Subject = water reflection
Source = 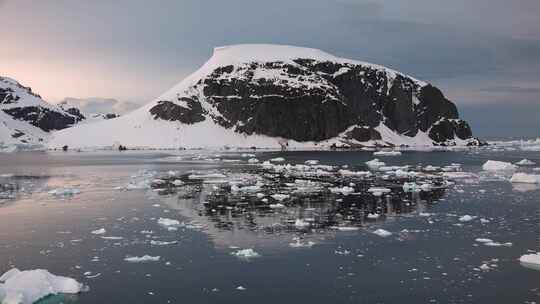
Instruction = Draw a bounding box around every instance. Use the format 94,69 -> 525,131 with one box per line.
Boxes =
150,165 -> 447,249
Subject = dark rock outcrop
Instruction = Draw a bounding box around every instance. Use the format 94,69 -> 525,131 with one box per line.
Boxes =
148,47 -> 479,146
3,106 -> 81,132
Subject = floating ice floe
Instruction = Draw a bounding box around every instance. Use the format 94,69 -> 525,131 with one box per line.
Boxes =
269,203 -> 285,209
231,249 -> 260,259
329,186 -> 355,195
0,268 -> 84,304
373,229 -> 392,237
516,159 -> 536,166
331,226 -> 360,231
519,253 -> 540,271
157,218 -> 181,231
365,159 -> 386,170
91,228 -> 106,235
305,160 -> 319,165
482,160 -> 517,172
150,240 -> 178,246
373,151 -> 402,156
294,219 -> 310,229
367,187 -> 391,196
338,169 -> 371,177
289,237 -> 316,248
48,187 -> 81,197
270,194 -> 290,201
510,173 -> 540,184
367,213 -> 380,219
247,158 -> 259,164
458,215 -> 476,222
124,255 -> 161,263
269,157 -> 285,163
188,173 -> 227,180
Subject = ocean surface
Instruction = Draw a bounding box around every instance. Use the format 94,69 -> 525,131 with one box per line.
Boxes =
0,146 -> 539,303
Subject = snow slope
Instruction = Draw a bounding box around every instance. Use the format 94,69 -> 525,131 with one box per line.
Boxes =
49,44 -> 477,150
0,77 -> 77,149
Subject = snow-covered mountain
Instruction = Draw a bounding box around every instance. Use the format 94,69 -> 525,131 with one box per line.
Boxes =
49,44 -> 481,150
0,76 -> 81,149
58,97 -> 140,122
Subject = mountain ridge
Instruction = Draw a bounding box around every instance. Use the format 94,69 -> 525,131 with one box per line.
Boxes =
48,44 -> 481,149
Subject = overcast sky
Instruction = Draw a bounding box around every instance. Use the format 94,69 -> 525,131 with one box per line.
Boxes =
1,0 -> 539,113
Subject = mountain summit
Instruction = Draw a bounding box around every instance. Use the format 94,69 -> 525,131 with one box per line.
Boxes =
50,44 -> 480,149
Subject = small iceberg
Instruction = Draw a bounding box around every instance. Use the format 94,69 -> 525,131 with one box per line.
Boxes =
0,268 -> 84,304
510,173 -> 540,184
519,253 -> 540,271
124,255 -> 161,263
231,248 -> 261,260
482,160 -> 517,172
373,229 -> 392,237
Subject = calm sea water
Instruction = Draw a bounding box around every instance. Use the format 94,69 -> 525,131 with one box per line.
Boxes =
0,148 -> 539,304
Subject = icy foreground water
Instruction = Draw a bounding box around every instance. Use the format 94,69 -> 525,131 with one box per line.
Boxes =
0,148 -> 539,304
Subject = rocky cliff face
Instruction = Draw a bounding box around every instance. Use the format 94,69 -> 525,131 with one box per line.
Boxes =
0,77 -> 82,146
148,45 -> 480,147
0,77 -> 82,131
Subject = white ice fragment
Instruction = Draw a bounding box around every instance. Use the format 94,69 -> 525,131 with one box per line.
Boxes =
270,194 -> 289,201
157,218 -> 181,231
510,173 -> 540,184
329,186 -> 355,195
519,253 -> 540,270
231,249 -> 260,259
124,255 -> 161,263
269,157 -> 285,163
247,158 -> 259,164
0,268 -> 84,304
373,151 -> 402,156
373,229 -> 392,237
305,160 -> 319,165
365,158 -> 386,170
294,219 -> 310,228
367,187 -> 391,196
516,159 -> 536,166
91,228 -> 106,235
482,160 -> 517,172
458,215 -> 476,222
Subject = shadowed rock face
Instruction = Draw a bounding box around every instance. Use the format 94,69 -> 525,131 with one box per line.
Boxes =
1,77 -> 83,133
149,58 -> 477,145
3,106 -> 80,132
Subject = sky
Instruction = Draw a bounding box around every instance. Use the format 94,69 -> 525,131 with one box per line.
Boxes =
1,0 -> 539,136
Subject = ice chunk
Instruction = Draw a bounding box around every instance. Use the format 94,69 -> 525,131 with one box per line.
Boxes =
91,228 -> 106,235
519,253 -> 540,271
365,159 -> 386,170
373,229 -> 392,237
482,160 -> 517,172
231,249 -> 260,259
458,215 -> 476,222
329,186 -> 355,195
373,151 -> 402,156
124,255 -> 161,263
516,159 -> 536,166
0,268 -> 84,304
269,157 -> 285,163
270,194 -> 289,201
367,187 -> 391,196
305,160 -> 319,165
510,173 -> 540,184
157,218 -> 181,231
